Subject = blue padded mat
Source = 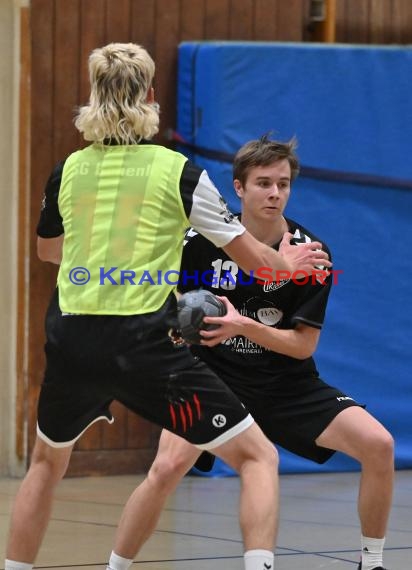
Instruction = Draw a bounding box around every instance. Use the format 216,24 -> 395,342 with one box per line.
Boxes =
177,42 -> 412,474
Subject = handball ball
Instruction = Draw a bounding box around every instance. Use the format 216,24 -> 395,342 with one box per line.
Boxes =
177,289 -> 227,344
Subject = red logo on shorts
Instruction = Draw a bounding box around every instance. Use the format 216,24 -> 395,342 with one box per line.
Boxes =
169,393 -> 201,433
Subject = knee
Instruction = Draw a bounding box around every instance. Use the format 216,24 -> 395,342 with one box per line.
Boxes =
260,442 -> 279,472
361,429 -> 394,469
29,445 -> 71,485
233,439 -> 279,474
252,432 -> 279,466
372,429 -> 394,461
147,452 -> 190,493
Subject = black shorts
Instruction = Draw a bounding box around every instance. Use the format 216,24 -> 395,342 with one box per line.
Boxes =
195,370 -> 362,471
236,375 -> 361,463
37,290 -> 252,449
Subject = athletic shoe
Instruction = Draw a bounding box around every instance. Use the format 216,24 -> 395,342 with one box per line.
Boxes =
357,564 -> 388,570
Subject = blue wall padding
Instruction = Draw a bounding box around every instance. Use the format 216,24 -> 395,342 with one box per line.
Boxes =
178,42 -> 412,185
177,42 -> 412,474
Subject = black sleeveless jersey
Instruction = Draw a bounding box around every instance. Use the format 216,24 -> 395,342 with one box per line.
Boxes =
178,217 -> 333,386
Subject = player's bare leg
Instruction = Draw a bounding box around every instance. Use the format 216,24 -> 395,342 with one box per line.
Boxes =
113,431 -> 201,559
110,423 -> 279,570
6,437 -> 73,565
213,422 -> 279,552
316,406 -> 394,569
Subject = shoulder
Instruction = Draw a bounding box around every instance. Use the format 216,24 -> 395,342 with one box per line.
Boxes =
286,217 -> 331,257
183,227 -> 211,249
182,226 -> 223,257
143,142 -> 190,164
181,158 -> 203,182
44,159 -> 67,192
50,159 -> 66,178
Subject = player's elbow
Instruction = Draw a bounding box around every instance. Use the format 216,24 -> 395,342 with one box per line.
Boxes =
37,243 -> 54,263
37,236 -> 63,264
291,329 -> 319,359
37,243 -> 49,262
293,346 -> 316,360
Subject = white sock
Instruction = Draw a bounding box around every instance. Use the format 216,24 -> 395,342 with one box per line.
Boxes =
244,549 -> 274,570
5,561 -> 33,570
107,551 -> 134,570
361,536 -> 385,570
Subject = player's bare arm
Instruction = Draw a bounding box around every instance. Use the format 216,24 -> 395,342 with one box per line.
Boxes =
37,235 -> 63,264
223,230 -> 331,278
201,296 -> 320,359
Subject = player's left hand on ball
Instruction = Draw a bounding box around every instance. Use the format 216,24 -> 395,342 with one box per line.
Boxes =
200,296 -> 243,346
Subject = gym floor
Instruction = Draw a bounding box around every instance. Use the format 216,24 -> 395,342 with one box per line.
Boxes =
0,470 -> 411,569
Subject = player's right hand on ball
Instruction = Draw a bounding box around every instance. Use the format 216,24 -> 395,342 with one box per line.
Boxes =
279,232 -> 332,275
201,296 -> 243,347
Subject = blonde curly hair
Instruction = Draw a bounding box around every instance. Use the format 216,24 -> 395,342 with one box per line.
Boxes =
75,43 -> 159,144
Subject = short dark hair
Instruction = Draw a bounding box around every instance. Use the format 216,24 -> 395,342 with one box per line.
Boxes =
233,134 -> 300,185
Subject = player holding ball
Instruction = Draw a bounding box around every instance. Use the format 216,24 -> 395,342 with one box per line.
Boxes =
107,135 -> 394,570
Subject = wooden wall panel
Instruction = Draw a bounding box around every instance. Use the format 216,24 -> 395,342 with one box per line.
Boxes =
80,0 -> 106,93
277,0 -> 307,41
229,0 -> 255,40
130,0 -> 156,58
369,0 -> 392,44
335,0 -> 348,41
106,0 -> 131,40
180,0 -> 205,40
154,0 -> 181,144
205,0 -> 230,38
29,0 -> 57,454
254,0 -> 279,40
393,0 -> 412,43
27,0 -> 412,476
344,0 -> 371,43
54,0 -> 81,159
336,0 -> 412,44
16,5 -> 31,461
